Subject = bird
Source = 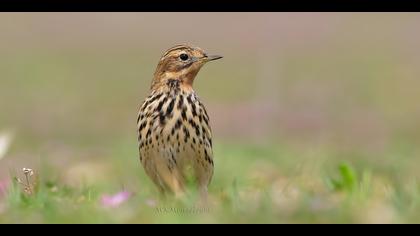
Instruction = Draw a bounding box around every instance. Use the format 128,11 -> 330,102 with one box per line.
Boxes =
137,44 -> 222,198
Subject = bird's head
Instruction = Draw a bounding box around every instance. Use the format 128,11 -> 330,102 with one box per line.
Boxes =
151,44 -> 222,91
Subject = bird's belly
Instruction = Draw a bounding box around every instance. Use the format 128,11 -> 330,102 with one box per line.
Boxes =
141,116 -> 201,167
137,91 -> 214,190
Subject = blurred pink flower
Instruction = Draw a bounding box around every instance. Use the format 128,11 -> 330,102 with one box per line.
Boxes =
0,179 -> 9,198
101,191 -> 132,208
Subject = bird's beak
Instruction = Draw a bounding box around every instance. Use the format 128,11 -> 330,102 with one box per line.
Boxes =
204,55 -> 223,62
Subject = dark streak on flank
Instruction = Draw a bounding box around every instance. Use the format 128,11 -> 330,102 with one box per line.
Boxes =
171,152 -> 177,165
156,97 -> 168,112
191,103 -> 197,117
177,95 -> 184,109
187,94 -> 193,106
189,119 -> 200,136
138,122 -> 146,132
166,98 -> 175,118
181,106 -> 187,121
171,118 -> 182,136
183,126 -> 190,143
137,113 -> 142,124
204,149 -> 213,165
159,111 -> 166,126
142,93 -> 163,112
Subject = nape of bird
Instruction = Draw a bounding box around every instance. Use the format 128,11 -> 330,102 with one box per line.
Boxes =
137,44 -> 222,198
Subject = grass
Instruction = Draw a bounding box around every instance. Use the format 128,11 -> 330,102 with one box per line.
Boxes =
1,141 -> 420,223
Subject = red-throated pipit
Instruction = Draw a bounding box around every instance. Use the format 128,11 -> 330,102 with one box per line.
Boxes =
137,44 -> 222,197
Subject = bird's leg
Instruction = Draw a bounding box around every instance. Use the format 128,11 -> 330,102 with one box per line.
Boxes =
196,186 -> 209,207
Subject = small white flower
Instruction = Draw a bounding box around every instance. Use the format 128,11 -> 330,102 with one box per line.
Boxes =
23,168 -> 34,176
0,131 -> 13,160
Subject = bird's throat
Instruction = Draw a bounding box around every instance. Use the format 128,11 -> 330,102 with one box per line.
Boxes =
151,71 -> 196,92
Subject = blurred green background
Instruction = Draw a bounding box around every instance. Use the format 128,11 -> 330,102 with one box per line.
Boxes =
1,13 -> 420,223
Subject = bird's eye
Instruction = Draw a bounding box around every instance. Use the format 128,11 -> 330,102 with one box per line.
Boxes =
179,53 -> 189,61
